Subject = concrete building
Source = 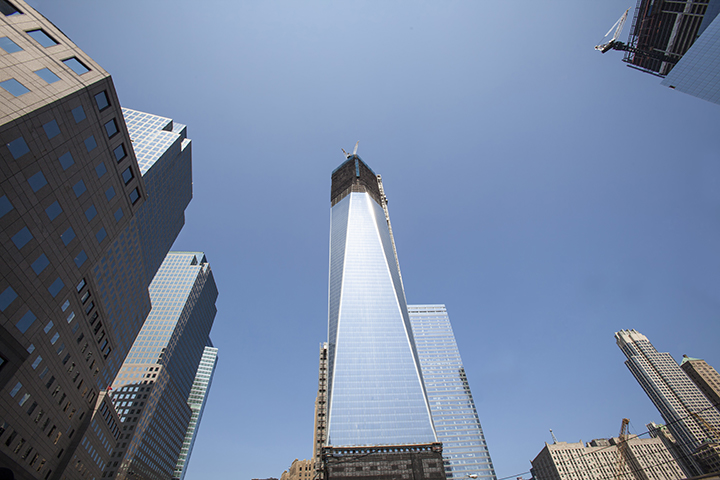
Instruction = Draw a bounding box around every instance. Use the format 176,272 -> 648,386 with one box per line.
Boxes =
281,459 -> 314,480
616,330 -> 720,474
109,252 -> 218,480
322,151 -> 445,480
313,343 -> 328,479
408,305 -> 496,480
647,421 -> 700,478
530,436 -> 685,480
681,356 -> 720,413
173,343 -> 218,480
0,2 -> 193,479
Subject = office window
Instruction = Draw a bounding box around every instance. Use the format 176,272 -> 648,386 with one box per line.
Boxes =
0,195 -> 12,218
76,278 -> 86,292
27,29 -> 57,48
114,208 -> 123,222
74,250 -> 87,268
58,152 -> 74,170
95,163 -> 107,179
43,119 -> 60,139
34,68 -> 60,84
0,78 -> 29,96
6,136 -> 29,159
129,188 -> 140,204
12,226 -> 32,249
114,144 -> 126,162
62,57 -> 89,75
16,310 -> 36,334
84,205 -> 97,222
0,286 -> 17,311
71,105 -> 85,123
94,91 -> 109,110
84,135 -> 96,152
31,254 -> 49,274
0,0 -> 20,15
121,167 -> 134,185
45,201 -> 62,221
104,119 -> 118,137
96,228 -> 107,243
28,171 -> 47,192
105,186 -> 115,201
0,36 -> 22,53
48,278 -> 64,297
61,227 -> 75,245
72,180 -> 86,197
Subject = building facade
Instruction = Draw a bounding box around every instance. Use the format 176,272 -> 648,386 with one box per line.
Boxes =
109,252 -> 218,480
680,355 -> 720,413
616,329 -> 720,474
173,343 -> 218,480
408,305 -> 496,480
281,459 -> 314,480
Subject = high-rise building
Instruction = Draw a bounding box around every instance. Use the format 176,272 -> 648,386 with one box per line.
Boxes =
408,305 -> 496,480
0,2 -> 192,479
647,421 -> 700,478
615,329 -> 720,474
280,459 -> 314,480
680,355 -> 720,413
173,343 -> 218,480
529,436 -> 685,480
313,342 -> 328,477
322,152 -> 445,480
109,252 -> 218,480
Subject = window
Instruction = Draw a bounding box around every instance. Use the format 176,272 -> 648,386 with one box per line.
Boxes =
16,310 -> 36,333
121,167 -> 134,185
114,208 -> 123,222
72,180 -> 86,197
84,135 -> 97,152
12,226 -> 32,249
129,188 -> 140,204
95,162 -> 107,178
74,250 -> 87,268
45,201 -> 62,221
48,277 -> 63,297
42,119 -> 60,139
114,144 -> 126,162
28,171 -> 47,192
0,78 -> 29,96
95,228 -> 106,244
27,29 -> 57,47
104,119 -> 118,137
0,37 -> 22,53
94,91 -> 109,110
7,136 -> 29,159
34,68 -> 60,84
31,254 -> 49,274
76,278 -> 85,292
105,186 -> 116,201
0,0 -> 21,15
84,205 -> 97,221
0,286 -> 17,311
61,227 -> 75,245
0,195 -> 13,218
58,152 -> 74,170
62,57 -> 89,74
71,105 -> 85,123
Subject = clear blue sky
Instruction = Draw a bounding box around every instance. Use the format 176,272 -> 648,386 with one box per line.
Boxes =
28,1 -> 720,479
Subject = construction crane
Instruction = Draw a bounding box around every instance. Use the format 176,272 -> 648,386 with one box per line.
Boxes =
596,9 -> 630,53
615,418 -> 630,480
549,429 -> 558,444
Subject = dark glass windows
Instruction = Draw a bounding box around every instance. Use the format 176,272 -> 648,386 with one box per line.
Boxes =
0,78 -> 29,97
27,29 -> 57,48
96,228 -> 107,243
84,135 -> 97,152
16,310 -> 37,334
61,227 -> 75,245
0,286 -> 17,311
113,144 -> 126,162
0,195 -> 12,218
104,119 -> 118,137
63,57 -> 89,75
71,106 -> 86,123
72,180 -> 86,198
114,208 -> 123,222
7,137 -> 29,159
84,205 -> 97,221
45,201 -> 62,221
34,68 -> 60,84
94,91 -> 109,110
121,167 -> 134,185
129,188 -> 140,204
95,163 -> 107,178
42,119 -> 60,139
74,250 -> 87,268
31,254 -> 49,275
105,186 -> 116,201
12,227 -> 32,249
48,278 -> 63,297
0,0 -> 20,15
0,37 -> 22,53
58,152 -> 74,170
28,171 -> 47,192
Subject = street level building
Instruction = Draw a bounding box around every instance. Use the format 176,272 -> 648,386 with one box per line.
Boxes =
680,356 -> 720,413
529,436 -> 685,480
616,330 -> 720,474
408,305 -> 496,480
281,459 -> 314,480
0,2 -> 192,479
109,252 -> 218,480
322,152 -> 445,480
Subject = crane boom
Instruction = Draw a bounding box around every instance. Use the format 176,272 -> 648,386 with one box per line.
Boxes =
596,9 -> 630,53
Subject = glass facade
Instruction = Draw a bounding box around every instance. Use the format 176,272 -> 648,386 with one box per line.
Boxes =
327,165 -> 436,447
409,305 -> 496,480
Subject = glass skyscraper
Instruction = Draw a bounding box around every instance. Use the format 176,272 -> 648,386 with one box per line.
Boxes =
408,305 -> 496,480
173,343 -> 218,480
326,155 -> 436,448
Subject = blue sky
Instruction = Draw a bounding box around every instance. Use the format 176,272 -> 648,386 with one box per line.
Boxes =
27,1 -> 720,478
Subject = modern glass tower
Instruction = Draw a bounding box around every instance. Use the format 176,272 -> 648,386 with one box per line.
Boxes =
616,329 -> 720,473
408,305 -> 496,480
326,154 -> 436,448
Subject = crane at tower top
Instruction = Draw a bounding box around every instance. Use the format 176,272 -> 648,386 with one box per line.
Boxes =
595,8 -> 630,53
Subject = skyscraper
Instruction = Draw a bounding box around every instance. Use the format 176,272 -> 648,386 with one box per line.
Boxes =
615,329 -> 720,473
109,252 -> 218,480
680,355 -> 720,413
173,343 -> 218,480
0,2 -> 191,479
323,152 -> 445,480
408,305 -> 496,480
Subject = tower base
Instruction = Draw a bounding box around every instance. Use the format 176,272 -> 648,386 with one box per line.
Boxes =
322,443 -> 447,480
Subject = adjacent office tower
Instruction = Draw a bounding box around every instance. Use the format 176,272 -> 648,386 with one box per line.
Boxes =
616,329 -> 720,474
408,305 -> 496,480
173,343 -> 219,480
680,355 -> 720,413
109,252 -> 218,480
323,153 -> 445,480
0,2 -> 192,479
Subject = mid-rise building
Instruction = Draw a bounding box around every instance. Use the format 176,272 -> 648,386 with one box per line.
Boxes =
408,305 -> 496,480
281,459 -> 314,480
616,329 -> 720,474
173,343 -> 218,480
647,421 -> 700,478
109,252 -> 218,480
680,355 -> 720,412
